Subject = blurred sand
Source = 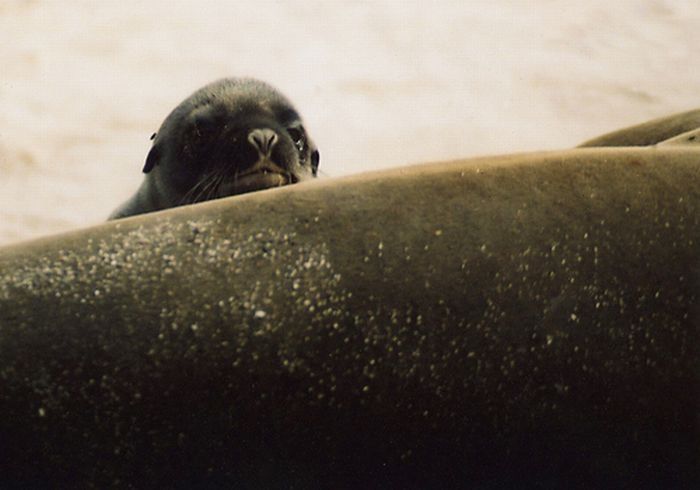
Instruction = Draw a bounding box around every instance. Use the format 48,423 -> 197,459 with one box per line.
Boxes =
0,0 -> 698,244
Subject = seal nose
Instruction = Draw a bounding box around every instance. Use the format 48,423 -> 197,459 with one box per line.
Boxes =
248,128 -> 279,157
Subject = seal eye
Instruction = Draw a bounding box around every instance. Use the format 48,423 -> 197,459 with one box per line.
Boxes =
287,126 -> 306,153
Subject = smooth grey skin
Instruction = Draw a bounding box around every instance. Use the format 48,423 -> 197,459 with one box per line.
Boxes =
110,78 -> 319,220
0,147 -> 698,488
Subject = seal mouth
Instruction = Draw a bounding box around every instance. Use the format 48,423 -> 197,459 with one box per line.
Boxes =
236,159 -> 288,179
219,159 -> 297,196
228,170 -> 290,194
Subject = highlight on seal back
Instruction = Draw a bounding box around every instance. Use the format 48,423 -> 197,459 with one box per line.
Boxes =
109,78 -> 320,220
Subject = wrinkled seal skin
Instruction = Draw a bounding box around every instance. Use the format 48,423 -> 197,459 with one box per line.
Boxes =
109,78 -> 319,220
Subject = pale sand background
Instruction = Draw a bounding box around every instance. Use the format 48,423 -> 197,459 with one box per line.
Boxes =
0,0 -> 698,245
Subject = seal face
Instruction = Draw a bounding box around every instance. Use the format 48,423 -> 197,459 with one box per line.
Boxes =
109,78 -> 319,219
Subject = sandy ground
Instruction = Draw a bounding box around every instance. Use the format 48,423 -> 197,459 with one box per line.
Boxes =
0,0 -> 698,245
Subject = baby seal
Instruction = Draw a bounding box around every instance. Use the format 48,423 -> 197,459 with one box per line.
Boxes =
109,78 -> 319,219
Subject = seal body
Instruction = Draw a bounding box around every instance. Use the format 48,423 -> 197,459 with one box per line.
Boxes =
110,78 -> 319,219
578,109 -> 700,147
1,148 -> 697,487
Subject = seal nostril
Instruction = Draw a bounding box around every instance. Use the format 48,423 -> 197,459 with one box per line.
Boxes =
248,128 -> 278,157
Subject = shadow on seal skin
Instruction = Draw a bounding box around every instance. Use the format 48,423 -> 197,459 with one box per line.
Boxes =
109,78 -> 320,220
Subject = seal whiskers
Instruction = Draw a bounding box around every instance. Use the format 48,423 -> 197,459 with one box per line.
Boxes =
178,168 -> 221,206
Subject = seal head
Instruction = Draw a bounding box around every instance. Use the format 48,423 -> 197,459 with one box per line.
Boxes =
110,78 -> 319,219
